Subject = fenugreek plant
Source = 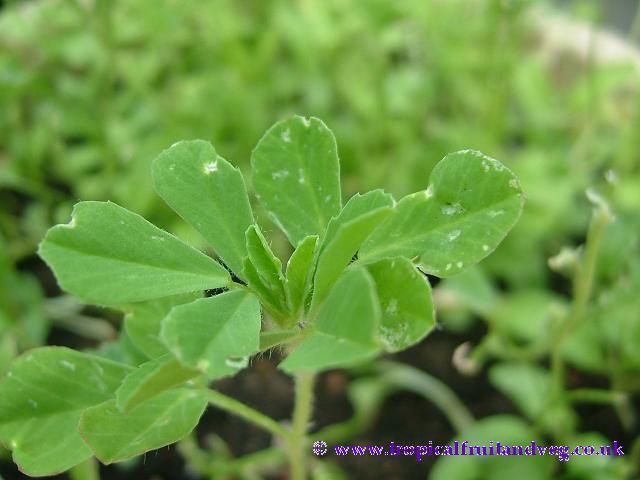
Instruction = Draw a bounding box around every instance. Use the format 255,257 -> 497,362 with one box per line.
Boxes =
0,116 -> 523,478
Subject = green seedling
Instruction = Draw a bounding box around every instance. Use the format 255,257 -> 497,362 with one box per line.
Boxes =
0,116 -> 523,478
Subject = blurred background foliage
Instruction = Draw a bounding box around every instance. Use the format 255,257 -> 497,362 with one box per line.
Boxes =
0,0 -> 639,478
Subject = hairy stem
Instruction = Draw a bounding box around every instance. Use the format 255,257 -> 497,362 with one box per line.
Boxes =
289,372 -> 315,480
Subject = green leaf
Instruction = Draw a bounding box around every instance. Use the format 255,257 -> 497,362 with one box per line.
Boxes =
310,204 -> 392,310
80,388 -> 207,464
251,116 -> 342,245
245,225 -> 286,301
359,150 -> 524,277
161,290 -> 261,379
322,190 -> 395,248
285,235 -> 318,315
242,258 -> 287,321
124,293 -> 202,359
489,362 -> 577,436
115,355 -> 199,412
259,329 -> 300,351
0,347 -> 131,476
280,268 -> 381,373
38,201 -> 230,306
366,257 -> 435,352
153,140 -> 254,278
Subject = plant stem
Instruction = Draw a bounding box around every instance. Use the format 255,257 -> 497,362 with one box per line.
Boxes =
69,458 -> 100,480
376,361 -> 474,433
206,389 -> 289,440
551,199 -> 612,390
288,372 -> 315,480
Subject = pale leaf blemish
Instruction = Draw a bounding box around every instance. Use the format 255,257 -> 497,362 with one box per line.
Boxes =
482,160 -> 490,172
386,298 -> 398,315
281,128 -> 291,143
150,235 -> 165,242
482,244 -> 490,251
509,178 -> 519,189
324,194 -> 332,203
380,323 -> 409,350
225,357 -> 249,369
169,164 -> 176,171
197,360 -> 210,371
302,117 -> 311,127
203,160 -> 218,174
456,261 -> 464,269
442,202 -> 464,216
447,229 -> 461,241
91,361 -> 105,376
424,184 -> 434,198
27,399 -> 38,409
298,168 -> 305,184
10,440 -> 18,449
60,360 -> 76,371
488,209 -> 505,218
272,170 -> 290,180
445,263 -> 452,271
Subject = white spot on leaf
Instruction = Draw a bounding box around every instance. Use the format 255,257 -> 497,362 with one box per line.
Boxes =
509,178 -> 519,189
60,360 -> 76,371
298,168 -> 305,184
482,244 -> 490,251
447,229 -> 461,241
386,298 -> 398,315
225,357 -> 249,369
446,263 -> 452,271
203,161 -> 218,174
281,128 -> 291,143
380,323 -> 409,351
456,261 -> 464,268
488,209 -> 505,218
442,202 -> 464,216
272,170 -> 290,180
302,117 -> 311,127
425,184 -> 434,198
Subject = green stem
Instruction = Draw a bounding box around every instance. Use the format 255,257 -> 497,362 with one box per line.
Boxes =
206,389 -> 289,440
568,388 -> 626,405
551,202 -> 611,390
69,458 -> 100,480
376,361 -> 474,433
288,372 -> 315,480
